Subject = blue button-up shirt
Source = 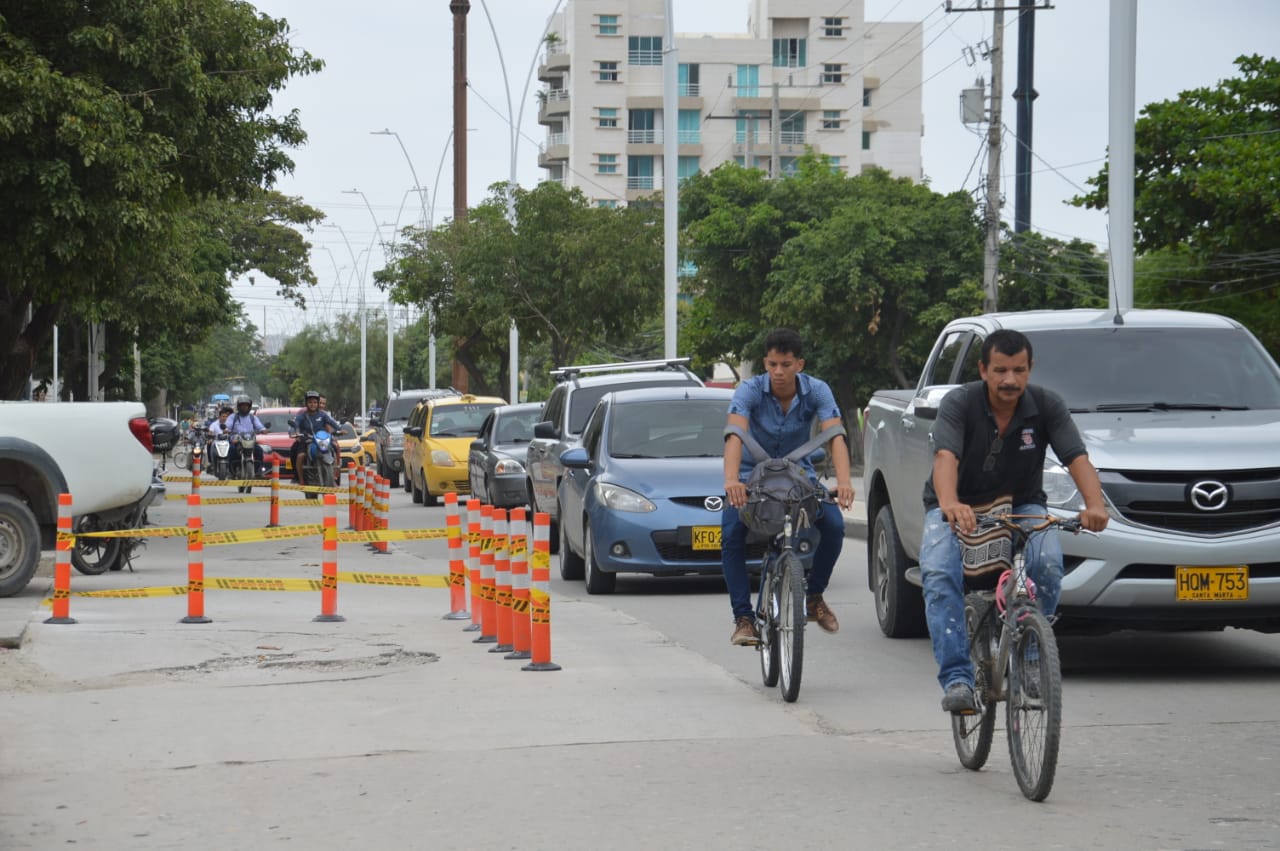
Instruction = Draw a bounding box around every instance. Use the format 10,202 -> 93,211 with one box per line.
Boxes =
727,372 -> 842,481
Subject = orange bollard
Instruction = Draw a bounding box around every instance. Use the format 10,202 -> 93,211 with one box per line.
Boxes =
314,494 -> 345,622
363,464 -> 375,534
443,493 -> 469,620
347,461 -> 358,529
353,464 -> 366,531
374,475 -> 389,554
523,512 -> 561,671
464,498 -> 482,632
44,493 -> 76,625
505,507 -> 531,660
268,453 -> 281,528
490,509 -> 514,654
181,494 -> 211,624
473,505 -> 497,644
191,452 -> 202,497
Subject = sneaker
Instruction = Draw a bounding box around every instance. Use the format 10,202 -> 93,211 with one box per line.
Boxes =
941,681 -> 978,715
807,594 -> 839,633
730,615 -> 759,646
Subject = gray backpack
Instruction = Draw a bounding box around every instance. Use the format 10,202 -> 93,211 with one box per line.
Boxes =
725,424 -> 846,538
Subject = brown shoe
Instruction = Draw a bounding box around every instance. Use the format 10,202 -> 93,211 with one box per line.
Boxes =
730,615 -> 759,646
807,594 -> 839,633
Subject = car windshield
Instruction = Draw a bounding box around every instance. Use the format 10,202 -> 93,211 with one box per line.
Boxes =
567,377 -> 701,434
494,410 -> 543,443
384,397 -> 423,422
431,403 -> 499,437
259,413 -> 297,434
608,399 -> 727,459
337,423 -> 357,439
1023,327 -> 1280,411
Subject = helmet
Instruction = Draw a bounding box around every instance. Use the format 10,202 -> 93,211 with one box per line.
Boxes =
235,394 -> 251,409
305,390 -> 321,402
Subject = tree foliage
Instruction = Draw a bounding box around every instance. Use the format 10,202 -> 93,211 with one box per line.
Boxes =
0,0 -> 323,398
681,159 -> 984,412
377,182 -> 664,393
1072,54 -> 1280,352
998,231 -> 1109,312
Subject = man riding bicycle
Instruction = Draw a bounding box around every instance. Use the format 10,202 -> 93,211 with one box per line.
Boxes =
722,328 -> 856,645
921,329 -> 1108,714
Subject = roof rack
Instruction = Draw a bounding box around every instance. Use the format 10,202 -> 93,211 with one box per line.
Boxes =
550,357 -> 692,381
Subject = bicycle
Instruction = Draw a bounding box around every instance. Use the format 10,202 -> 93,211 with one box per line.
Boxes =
951,511 -> 1090,802
753,481 -> 831,703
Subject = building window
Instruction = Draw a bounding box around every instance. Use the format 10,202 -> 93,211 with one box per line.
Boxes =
862,131 -> 872,150
628,35 -> 662,65
677,155 -> 700,183
781,113 -> 805,145
678,63 -> 700,96
822,63 -> 844,85
822,109 -> 842,130
735,113 -> 760,144
678,109 -> 700,144
628,109 -> 655,144
596,199 -> 620,208
596,153 -> 618,175
772,38 -> 806,68
736,64 -> 759,97
780,157 -> 798,176
863,87 -> 873,107
826,155 -> 844,172
597,61 -> 619,82
627,155 -> 654,190
597,107 -> 619,129
597,14 -> 619,36
823,17 -> 845,37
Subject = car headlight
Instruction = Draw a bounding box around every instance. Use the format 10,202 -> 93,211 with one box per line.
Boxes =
390,434 -> 404,448
594,481 -> 656,513
431,449 -> 456,466
1042,458 -> 1084,511
494,459 -> 525,475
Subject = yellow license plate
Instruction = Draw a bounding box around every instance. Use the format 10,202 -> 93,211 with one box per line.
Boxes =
692,526 -> 721,551
1175,565 -> 1249,601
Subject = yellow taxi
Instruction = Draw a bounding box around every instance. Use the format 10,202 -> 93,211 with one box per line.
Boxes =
358,427 -> 378,468
403,393 -> 505,506
335,422 -> 368,474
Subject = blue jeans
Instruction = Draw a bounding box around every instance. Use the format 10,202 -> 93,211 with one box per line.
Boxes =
919,504 -> 1063,690
721,502 -> 845,620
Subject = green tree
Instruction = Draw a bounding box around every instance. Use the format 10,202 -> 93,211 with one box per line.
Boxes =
1071,54 -> 1280,350
998,231 -> 1109,312
0,0 -> 323,398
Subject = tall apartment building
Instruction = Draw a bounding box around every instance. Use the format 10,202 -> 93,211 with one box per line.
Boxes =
537,0 -> 924,206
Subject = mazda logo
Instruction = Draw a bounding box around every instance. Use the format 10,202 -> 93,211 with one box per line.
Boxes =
1189,480 -> 1229,511
704,496 -> 724,511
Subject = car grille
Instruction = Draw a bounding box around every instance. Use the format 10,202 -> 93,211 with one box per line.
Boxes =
651,530 -> 766,563
1102,468 -> 1280,535
670,496 -> 725,510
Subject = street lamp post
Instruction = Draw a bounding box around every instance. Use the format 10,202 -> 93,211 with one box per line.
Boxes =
323,222 -> 367,423
344,188 -> 394,416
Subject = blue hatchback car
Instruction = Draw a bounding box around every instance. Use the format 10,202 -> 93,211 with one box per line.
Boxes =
557,386 -> 767,594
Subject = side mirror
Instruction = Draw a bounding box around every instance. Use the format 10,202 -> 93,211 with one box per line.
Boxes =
406,426 -> 422,438
910,386 -> 957,421
560,446 -> 590,469
534,421 -> 558,440
261,420 -> 272,429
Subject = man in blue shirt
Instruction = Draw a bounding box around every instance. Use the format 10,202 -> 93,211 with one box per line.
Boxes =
291,390 -> 342,482
226,395 -> 267,475
722,328 -> 856,646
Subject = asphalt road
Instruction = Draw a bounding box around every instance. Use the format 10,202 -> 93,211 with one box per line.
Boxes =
1,479 -> 1278,849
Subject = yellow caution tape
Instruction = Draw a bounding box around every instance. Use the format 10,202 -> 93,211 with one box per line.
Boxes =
335,528 -> 449,543
338,571 -> 449,588
202,524 -> 324,545
75,526 -> 193,539
45,571 -> 450,603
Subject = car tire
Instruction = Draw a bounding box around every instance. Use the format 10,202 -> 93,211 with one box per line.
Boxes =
424,483 -> 439,508
558,506 -> 583,580
871,504 -> 927,638
583,521 -> 616,595
0,494 -> 41,596
410,471 -> 423,504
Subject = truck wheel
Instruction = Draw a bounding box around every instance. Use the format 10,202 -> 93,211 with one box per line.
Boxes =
70,514 -> 123,575
0,494 -> 41,596
871,504 -> 927,638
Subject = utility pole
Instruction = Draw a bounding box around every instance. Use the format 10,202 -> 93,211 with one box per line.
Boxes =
982,5 -> 1004,312
450,0 -> 470,392
1013,0 -> 1046,233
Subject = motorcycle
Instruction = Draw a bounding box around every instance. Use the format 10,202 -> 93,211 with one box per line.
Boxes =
208,430 -> 232,481
233,432 -> 261,493
298,429 -> 337,500
72,466 -> 166,575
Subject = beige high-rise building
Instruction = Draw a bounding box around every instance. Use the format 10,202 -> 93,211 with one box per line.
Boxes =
536,0 -> 924,206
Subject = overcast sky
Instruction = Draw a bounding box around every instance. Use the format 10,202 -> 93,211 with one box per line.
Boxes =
236,0 -> 1280,339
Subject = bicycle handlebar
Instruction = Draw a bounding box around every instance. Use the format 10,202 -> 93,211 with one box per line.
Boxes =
974,513 -> 1085,536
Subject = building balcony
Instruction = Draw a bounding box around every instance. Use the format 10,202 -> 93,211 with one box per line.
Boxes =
626,176 -> 655,191
626,129 -> 656,144
538,48 -> 570,82
537,89 -> 571,124
538,134 -> 569,168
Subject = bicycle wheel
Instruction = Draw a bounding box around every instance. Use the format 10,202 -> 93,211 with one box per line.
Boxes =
952,593 -> 997,769
758,557 -> 781,687
1006,607 -> 1062,802
777,553 -> 806,703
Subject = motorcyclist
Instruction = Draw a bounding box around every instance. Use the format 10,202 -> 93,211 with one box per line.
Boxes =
205,405 -> 234,478
291,390 -> 342,483
226,395 -> 268,476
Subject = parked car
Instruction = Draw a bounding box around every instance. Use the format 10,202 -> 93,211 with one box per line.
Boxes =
358,427 -> 378,468
335,422 -> 367,474
526,358 -> 704,552
557,386 -> 766,594
404,393 -> 506,506
468,402 -> 545,508
374,388 -> 459,489
253,407 -> 303,474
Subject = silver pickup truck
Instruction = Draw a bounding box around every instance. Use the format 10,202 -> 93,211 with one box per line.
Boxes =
862,308 -> 1280,636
